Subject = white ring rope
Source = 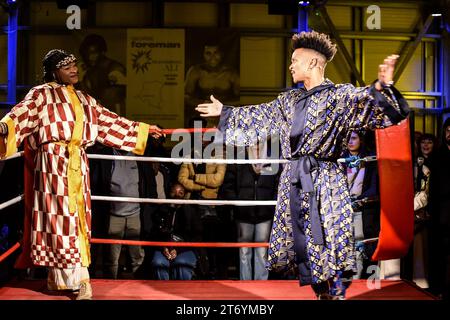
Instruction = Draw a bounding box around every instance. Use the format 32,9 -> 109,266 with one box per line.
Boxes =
0,194 -> 275,212
87,154 -> 288,164
92,195 -> 276,206
87,154 -> 378,164
0,153 -> 377,211
360,237 -> 379,244
337,155 -> 378,164
0,195 -> 378,243
0,151 -> 24,161
0,195 -> 24,211
0,148 -> 379,166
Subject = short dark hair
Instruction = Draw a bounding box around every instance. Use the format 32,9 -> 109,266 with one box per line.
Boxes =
291,31 -> 337,62
418,133 -> 437,144
444,117 -> 450,130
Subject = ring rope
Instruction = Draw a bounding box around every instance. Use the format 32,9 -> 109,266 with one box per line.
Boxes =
0,237 -> 378,263
90,237 -> 378,248
337,155 -> 378,164
158,128 -> 217,134
0,195 -> 24,211
0,242 -> 21,263
0,131 -> 379,265
91,195 -> 276,206
358,237 -> 379,244
0,151 -> 24,161
87,154 -> 289,164
0,194 -> 276,212
90,238 -> 269,248
87,154 -> 378,164
0,145 -> 377,165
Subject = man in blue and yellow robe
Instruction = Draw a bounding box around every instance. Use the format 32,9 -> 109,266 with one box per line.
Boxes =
197,31 -> 409,299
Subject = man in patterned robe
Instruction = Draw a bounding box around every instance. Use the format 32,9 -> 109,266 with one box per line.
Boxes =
196,31 -> 410,299
0,49 -> 162,299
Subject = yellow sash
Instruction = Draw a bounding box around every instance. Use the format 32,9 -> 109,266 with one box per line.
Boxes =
55,85 -> 90,266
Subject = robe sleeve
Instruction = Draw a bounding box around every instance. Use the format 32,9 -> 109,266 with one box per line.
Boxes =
216,93 -> 287,147
343,81 -> 410,131
93,102 -> 149,155
0,88 -> 42,159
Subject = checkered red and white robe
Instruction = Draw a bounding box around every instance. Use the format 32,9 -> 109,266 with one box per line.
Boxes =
0,82 -> 149,269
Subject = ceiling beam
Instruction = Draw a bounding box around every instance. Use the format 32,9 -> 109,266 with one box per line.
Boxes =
393,14 -> 435,82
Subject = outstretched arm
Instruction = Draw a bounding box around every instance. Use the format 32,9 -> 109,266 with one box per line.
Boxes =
344,54 -> 409,131
94,100 -> 163,155
196,94 -> 286,147
0,88 -> 43,158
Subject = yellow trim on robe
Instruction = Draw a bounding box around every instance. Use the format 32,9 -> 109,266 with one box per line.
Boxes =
0,116 -> 18,159
133,122 -> 150,155
56,84 -> 91,267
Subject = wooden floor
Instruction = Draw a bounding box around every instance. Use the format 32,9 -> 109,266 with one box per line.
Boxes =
0,279 -> 436,300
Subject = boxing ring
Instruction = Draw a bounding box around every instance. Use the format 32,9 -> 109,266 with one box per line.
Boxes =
0,125 -> 436,300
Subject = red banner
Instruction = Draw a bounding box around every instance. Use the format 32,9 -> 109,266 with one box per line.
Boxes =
372,119 -> 414,260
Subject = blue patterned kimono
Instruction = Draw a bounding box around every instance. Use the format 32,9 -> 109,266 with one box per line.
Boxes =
217,79 -> 409,285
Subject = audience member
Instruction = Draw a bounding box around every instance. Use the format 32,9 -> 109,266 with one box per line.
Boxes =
150,183 -> 202,280
429,118 -> 450,299
412,134 -> 432,288
221,143 -> 279,280
89,143 -> 156,279
342,131 -> 380,279
178,140 -> 226,279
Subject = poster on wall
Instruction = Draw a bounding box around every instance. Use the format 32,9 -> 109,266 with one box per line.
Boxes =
184,29 -> 240,128
29,30 -> 127,116
77,30 -> 128,116
127,29 -> 185,129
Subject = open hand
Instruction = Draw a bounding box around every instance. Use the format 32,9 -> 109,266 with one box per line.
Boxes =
376,54 -> 399,89
195,95 -> 223,117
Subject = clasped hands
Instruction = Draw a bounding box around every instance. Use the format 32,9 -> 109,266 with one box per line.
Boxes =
163,247 -> 177,261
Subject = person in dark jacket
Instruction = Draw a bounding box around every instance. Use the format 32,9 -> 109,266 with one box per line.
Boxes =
88,141 -> 165,279
222,144 -> 280,280
150,183 -> 202,280
428,117 -> 450,299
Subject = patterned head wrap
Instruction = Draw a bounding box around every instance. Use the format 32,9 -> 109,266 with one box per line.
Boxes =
42,49 -> 77,83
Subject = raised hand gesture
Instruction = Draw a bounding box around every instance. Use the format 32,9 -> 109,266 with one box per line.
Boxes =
376,54 -> 399,90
